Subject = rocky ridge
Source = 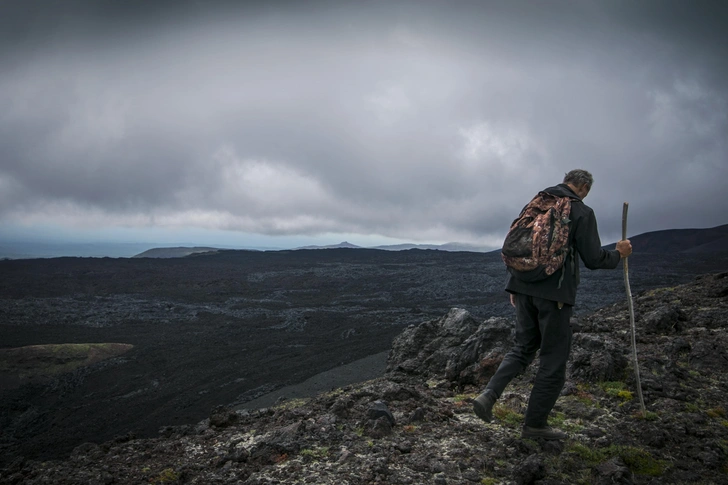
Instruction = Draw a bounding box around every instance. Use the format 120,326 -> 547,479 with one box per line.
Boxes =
2,272 -> 728,484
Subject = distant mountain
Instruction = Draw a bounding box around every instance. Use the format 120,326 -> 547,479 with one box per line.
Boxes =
294,241 -> 363,250
132,247 -> 222,258
372,242 -> 493,252
603,224 -> 728,253
294,241 -> 494,252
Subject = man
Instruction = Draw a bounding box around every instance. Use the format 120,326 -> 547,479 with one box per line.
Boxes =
473,169 -> 632,440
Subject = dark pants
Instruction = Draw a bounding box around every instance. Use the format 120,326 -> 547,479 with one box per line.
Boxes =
484,293 -> 573,428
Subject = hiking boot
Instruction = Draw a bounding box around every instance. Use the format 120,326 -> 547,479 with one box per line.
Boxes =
473,391 -> 496,423
521,425 -> 567,440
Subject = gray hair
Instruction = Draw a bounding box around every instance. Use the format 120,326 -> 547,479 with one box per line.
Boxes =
563,169 -> 594,188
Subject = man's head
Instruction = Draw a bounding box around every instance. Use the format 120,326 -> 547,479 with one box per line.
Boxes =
563,169 -> 593,199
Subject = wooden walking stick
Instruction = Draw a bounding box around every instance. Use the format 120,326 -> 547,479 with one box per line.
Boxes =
623,202 -> 646,416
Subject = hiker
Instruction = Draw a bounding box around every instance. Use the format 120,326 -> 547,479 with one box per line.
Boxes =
473,169 -> 632,440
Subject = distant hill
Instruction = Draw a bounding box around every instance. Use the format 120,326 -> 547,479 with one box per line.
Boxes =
372,242 -> 493,252
604,224 -> 728,253
132,247 -> 222,258
294,241 -> 494,252
294,241 -> 363,250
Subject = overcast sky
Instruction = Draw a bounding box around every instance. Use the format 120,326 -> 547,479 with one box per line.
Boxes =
1,0 -> 726,249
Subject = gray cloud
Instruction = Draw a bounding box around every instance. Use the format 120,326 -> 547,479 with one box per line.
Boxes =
1,0 -> 726,246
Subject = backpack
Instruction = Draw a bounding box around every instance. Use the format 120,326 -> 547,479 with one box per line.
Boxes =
501,191 -> 573,285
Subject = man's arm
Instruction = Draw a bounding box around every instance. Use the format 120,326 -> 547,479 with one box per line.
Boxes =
575,207 -> 623,270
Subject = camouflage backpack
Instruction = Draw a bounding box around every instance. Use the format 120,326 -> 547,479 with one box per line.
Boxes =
501,191 -> 574,286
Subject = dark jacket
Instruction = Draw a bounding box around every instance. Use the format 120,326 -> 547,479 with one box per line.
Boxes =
505,183 -> 621,306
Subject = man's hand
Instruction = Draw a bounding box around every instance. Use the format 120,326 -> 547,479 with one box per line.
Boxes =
510,293 -> 516,307
616,239 -> 632,258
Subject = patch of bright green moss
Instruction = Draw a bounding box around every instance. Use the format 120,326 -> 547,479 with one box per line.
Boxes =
273,397 -> 310,411
493,404 -> 524,426
567,442 -> 607,465
617,390 -> 633,401
567,443 -> 668,476
548,411 -> 567,427
300,446 -> 329,460
612,445 -> 668,476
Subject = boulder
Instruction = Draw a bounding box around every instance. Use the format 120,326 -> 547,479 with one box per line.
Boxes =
386,308 -> 514,386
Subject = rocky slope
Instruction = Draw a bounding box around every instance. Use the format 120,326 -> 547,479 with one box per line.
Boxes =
6,249 -> 723,466
2,271 -> 727,484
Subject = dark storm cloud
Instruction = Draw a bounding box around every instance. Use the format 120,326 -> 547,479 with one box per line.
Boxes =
0,0 -> 726,245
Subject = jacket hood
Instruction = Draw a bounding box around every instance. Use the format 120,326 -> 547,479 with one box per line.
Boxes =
543,183 -> 581,200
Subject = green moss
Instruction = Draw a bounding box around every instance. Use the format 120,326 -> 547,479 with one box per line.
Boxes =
707,407 -> 726,418
611,446 -> 667,476
637,411 -> 659,421
300,446 -> 329,461
153,468 -> 179,483
570,385 -> 598,407
567,443 -> 668,476
617,390 -> 633,401
599,381 -> 626,396
548,411 -> 566,427
563,419 -> 586,433
567,442 -> 606,465
493,404 -> 524,426
322,388 -> 344,398
273,397 -> 310,411
0,343 -> 133,377
480,478 -> 498,485
547,411 -> 582,432
685,402 -> 700,413
718,440 -> 728,455
645,287 -> 676,297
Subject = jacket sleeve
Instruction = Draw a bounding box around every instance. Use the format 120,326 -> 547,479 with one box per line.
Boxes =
573,206 -> 621,270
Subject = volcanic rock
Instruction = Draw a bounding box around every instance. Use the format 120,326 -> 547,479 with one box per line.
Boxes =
2,271 -> 728,484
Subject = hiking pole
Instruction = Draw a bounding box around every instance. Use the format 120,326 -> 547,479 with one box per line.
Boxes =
622,202 -> 646,416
